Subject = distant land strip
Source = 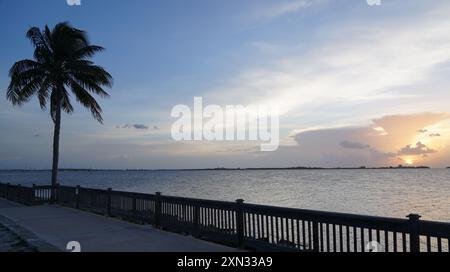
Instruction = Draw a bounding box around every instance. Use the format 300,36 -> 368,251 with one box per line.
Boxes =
1,166 -> 445,172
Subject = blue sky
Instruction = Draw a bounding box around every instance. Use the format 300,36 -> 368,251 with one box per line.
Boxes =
1,0 -> 450,169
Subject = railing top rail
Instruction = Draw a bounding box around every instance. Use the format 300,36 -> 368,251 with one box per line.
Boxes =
243,202 -> 410,224
160,194 -> 238,208
59,185 -> 76,189
78,187 -> 108,193
34,185 -> 53,189
110,189 -> 156,199
418,219 -> 450,238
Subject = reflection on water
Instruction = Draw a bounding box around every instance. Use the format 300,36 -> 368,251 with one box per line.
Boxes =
0,169 -> 449,222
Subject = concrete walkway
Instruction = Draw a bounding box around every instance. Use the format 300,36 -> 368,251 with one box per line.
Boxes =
0,198 -> 236,252
0,223 -> 34,252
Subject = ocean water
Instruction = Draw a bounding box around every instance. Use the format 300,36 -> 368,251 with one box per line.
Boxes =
0,169 -> 449,222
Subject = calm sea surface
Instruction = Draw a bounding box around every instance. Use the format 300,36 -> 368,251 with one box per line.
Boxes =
1,169 -> 449,222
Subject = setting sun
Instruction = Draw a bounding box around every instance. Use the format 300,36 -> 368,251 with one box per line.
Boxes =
404,158 -> 415,165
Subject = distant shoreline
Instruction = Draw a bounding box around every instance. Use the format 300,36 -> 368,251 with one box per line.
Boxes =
1,166 -> 445,172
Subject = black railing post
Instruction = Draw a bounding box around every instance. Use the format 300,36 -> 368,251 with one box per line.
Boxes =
17,184 -> 21,203
193,203 -> 200,237
50,184 -> 55,204
6,183 -> 10,200
76,185 -> 80,209
56,183 -> 60,204
235,199 -> 245,249
1,183 -> 5,198
32,184 -> 36,205
155,192 -> 162,228
407,214 -> 421,253
132,195 -> 137,220
107,188 -> 112,216
312,221 -> 320,252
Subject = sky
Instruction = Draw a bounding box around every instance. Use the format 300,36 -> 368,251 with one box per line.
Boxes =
1,0 -> 450,169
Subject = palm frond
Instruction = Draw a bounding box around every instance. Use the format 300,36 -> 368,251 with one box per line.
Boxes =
71,76 -> 110,97
8,59 -> 42,77
72,45 -> 104,60
38,78 -> 52,109
26,27 -> 53,63
69,80 -> 104,123
7,59 -> 46,105
7,77 -> 43,105
26,27 -> 47,49
67,63 -> 113,87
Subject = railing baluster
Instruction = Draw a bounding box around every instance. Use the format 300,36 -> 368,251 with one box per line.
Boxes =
193,203 -> 200,237
361,228 -> 365,252
302,220 -> 306,250
402,232 -> 407,252
270,216 -> 274,244
257,213 -> 262,239
307,221 -> 311,251
320,223 -> 324,252
312,221 -> 319,252
244,213 -> 248,237
393,232 -> 398,252
17,184 -> 21,203
250,213 -> 255,239
346,225 -> 350,252
326,223 -> 330,252
275,217 -> 280,245
384,231 -> 389,252
106,188 -> 112,216
154,192 -> 162,228
235,199 -> 244,248
285,218 -> 289,243
6,183 -> 10,200
332,224 -> 336,252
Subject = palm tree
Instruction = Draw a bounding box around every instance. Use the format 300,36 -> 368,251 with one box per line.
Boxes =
6,22 -> 113,201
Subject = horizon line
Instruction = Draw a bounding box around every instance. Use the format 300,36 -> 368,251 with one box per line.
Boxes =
2,166 -> 448,172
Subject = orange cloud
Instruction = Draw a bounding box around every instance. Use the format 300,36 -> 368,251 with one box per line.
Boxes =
290,112 -> 450,167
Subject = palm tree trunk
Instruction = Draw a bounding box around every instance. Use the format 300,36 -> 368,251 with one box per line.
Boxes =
50,93 -> 62,203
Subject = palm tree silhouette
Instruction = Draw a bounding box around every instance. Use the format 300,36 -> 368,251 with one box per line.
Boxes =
6,22 -> 113,201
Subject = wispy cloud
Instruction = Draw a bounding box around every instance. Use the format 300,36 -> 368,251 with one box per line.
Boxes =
398,142 -> 436,156
207,1 -> 450,139
429,133 -> 441,137
119,124 -> 149,130
251,0 -> 325,20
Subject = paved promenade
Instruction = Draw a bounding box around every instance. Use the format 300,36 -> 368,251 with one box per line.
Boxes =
0,198 -> 236,252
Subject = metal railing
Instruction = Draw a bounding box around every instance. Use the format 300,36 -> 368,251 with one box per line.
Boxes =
0,182 -> 52,205
1,182 -> 449,252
